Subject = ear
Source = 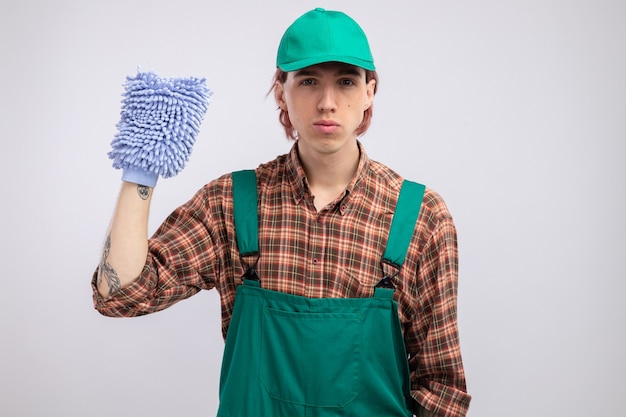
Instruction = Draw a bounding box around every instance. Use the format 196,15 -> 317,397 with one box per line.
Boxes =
364,78 -> 376,110
274,81 -> 287,110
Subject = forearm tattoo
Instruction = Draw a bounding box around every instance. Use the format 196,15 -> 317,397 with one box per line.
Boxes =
137,184 -> 150,200
97,234 -> 122,296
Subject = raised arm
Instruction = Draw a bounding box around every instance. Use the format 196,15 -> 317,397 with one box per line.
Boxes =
96,182 -> 152,297
96,69 -> 211,297
92,69 -> 213,318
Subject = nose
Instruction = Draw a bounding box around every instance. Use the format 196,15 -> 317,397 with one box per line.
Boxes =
317,86 -> 337,113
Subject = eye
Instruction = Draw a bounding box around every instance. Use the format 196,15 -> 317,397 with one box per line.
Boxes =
340,78 -> 357,87
300,78 -> 316,86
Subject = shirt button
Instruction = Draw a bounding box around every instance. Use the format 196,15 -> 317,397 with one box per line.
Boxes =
312,258 -> 319,264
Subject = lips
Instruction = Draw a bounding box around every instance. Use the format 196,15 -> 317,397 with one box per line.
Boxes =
313,120 -> 340,134
314,119 -> 339,127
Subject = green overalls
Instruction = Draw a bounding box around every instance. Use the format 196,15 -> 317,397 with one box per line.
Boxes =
217,170 -> 425,417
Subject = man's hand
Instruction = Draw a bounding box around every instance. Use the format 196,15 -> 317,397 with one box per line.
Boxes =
108,69 -> 212,187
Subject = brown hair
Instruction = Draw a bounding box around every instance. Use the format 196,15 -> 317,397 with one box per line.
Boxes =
269,67 -> 379,140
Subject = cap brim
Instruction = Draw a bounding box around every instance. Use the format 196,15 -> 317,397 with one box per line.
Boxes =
278,55 -> 375,72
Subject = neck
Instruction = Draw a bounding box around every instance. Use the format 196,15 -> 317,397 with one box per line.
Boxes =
296,140 -> 360,211
298,140 -> 360,189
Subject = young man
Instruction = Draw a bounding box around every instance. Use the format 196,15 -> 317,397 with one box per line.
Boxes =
93,8 -> 471,417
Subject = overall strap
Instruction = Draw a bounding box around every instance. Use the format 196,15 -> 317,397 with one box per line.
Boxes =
376,180 -> 425,292
231,169 -> 259,256
382,180 -> 426,268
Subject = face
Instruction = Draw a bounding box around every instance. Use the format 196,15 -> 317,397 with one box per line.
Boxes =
274,62 -> 376,157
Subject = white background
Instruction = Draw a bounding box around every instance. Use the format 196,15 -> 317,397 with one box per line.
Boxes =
1,0 -> 624,416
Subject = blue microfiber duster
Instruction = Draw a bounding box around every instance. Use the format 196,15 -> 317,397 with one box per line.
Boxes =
108,69 -> 212,187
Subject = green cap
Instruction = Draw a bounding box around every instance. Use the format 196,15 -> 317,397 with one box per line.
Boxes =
276,8 -> 375,72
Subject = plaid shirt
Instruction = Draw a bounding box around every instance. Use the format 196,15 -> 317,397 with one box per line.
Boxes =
93,142 -> 471,416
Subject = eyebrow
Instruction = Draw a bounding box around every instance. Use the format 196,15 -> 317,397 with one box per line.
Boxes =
293,66 -> 364,78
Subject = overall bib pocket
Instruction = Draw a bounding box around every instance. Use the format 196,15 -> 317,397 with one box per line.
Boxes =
259,306 -> 365,408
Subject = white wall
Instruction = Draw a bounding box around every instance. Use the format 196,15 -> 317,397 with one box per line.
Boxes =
1,1 -> 624,416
